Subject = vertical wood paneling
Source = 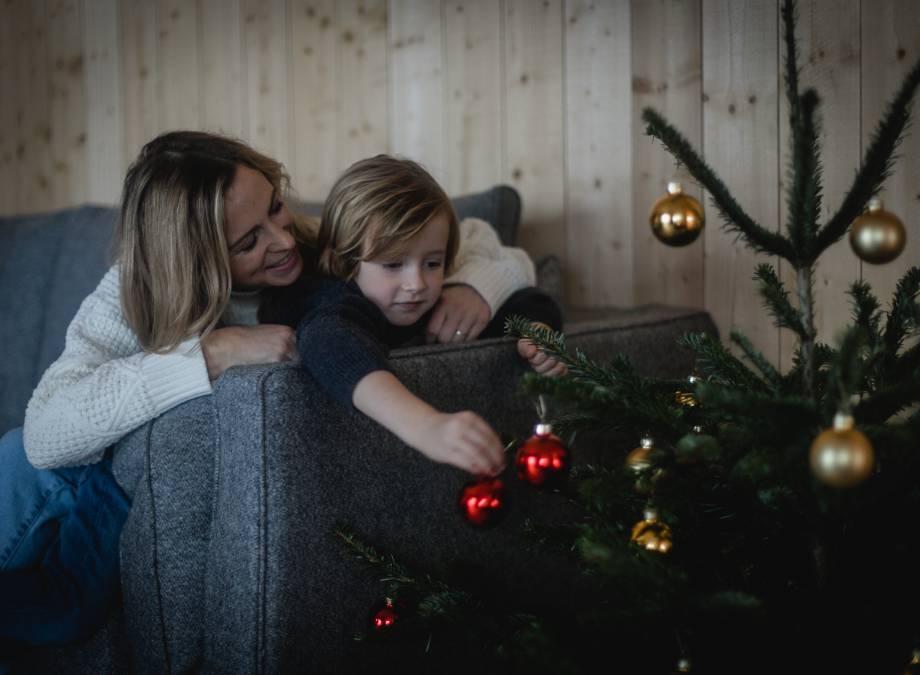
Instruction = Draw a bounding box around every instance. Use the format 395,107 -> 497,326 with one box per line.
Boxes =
3,1 -> 916,326
47,0 -> 86,209
84,0 -> 122,204
631,0 -> 703,309
120,0 -> 159,165
289,0 -> 339,201
200,0 -> 244,137
779,0 -> 861,366
242,0 -> 290,169
702,0 -> 780,360
443,0 -> 503,196
0,0 -> 15,213
565,0 -> 633,307
389,0 -> 444,182
337,0 -> 389,168
504,0 -> 565,269
860,1 -> 920,314
158,0 -> 200,132
13,0 -> 53,214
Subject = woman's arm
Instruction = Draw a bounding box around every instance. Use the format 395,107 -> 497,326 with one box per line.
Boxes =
23,266 -> 214,469
428,217 -> 536,342
444,217 -> 536,313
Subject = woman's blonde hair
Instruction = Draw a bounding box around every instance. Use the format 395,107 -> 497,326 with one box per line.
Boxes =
117,130 -> 313,352
318,155 -> 459,280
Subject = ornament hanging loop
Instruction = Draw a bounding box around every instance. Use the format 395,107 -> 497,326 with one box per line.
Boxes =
534,394 -> 548,422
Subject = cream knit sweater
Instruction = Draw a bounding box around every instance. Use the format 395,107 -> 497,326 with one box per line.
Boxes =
23,218 -> 534,469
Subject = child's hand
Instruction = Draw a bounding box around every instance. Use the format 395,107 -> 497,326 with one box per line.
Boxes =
517,322 -> 567,378
417,411 -> 506,476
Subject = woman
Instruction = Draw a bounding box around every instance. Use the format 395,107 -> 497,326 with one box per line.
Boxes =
0,131 -> 536,652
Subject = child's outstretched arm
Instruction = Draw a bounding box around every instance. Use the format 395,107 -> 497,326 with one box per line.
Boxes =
353,371 -> 505,476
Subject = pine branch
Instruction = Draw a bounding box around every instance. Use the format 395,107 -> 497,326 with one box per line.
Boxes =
695,382 -> 819,440
753,264 -> 807,338
823,327 -> 873,417
882,266 -> 920,356
794,90 -> 824,257
814,56 -> 920,256
784,341 -> 833,396
781,0 -> 802,123
336,528 -> 417,590
848,280 -> 883,346
507,317 -> 678,431
679,332 -> 768,393
782,0 -> 823,259
730,331 -> 782,389
854,381 -> 920,425
642,107 -> 798,261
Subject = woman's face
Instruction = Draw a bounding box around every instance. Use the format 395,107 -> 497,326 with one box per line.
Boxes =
224,165 -> 303,290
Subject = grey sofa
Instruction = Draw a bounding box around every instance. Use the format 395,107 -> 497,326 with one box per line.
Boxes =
0,186 -> 716,673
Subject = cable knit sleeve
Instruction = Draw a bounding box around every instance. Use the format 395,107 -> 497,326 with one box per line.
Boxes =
445,217 -> 537,315
23,265 -> 213,469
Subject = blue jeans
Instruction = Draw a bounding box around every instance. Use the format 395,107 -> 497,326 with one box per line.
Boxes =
0,427 -> 130,653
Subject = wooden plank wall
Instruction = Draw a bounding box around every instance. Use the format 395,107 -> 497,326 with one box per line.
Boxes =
0,0 -> 918,368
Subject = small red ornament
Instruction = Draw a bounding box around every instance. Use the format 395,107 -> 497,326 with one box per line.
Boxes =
458,477 -> 508,527
372,598 -> 398,630
515,423 -> 570,488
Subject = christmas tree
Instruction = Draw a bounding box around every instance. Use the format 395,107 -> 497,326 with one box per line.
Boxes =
341,2 -> 920,672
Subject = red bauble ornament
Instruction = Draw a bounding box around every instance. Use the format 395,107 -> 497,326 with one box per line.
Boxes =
458,477 -> 508,527
372,598 -> 398,630
515,423 -> 570,488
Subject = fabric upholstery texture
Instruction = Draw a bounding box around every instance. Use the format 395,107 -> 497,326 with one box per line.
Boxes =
2,186 -> 717,673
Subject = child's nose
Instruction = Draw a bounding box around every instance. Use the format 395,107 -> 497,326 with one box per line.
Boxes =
403,267 -> 426,291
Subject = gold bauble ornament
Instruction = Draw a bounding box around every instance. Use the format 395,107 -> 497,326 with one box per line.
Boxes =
809,413 -> 875,488
675,373 -> 701,407
849,197 -> 906,264
630,508 -> 673,553
625,435 -> 655,472
649,181 -> 705,247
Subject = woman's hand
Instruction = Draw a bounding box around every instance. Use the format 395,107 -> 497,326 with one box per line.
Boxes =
517,322 -> 567,378
426,284 -> 491,344
201,324 -> 298,380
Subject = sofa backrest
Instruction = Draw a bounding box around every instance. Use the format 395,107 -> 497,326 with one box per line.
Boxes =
0,205 -> 118,435
0,185 -> 522,435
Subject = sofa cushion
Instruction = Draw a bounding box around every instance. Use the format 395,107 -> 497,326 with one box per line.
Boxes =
0,205 -> 117,435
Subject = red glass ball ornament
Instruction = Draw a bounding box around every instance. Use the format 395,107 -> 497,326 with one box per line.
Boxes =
372,598 -> 398,630
458,477 -> 508,527
515,423 -> 570,488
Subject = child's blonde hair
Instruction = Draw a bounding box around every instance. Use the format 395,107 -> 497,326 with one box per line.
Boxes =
117,130 -> 316,352
318,155 -> 459,280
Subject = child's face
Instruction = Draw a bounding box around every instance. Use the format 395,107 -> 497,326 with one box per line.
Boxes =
355,213 -> 449,326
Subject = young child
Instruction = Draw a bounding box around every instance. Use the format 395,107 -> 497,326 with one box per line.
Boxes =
291,155 -> 566,476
